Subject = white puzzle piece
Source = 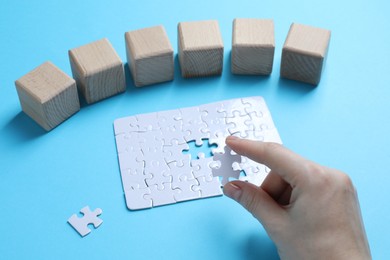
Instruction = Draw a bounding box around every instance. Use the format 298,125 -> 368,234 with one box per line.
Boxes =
114,116 -> 139,134
144,183 -> 178,207
121,167 -> 148,190
193,175 -> 223,197
172,176 -> 201,202
169,159 -> 195,184
209,131 -> 229,154
68,206 -> 103,237
125,186 -> 152,210
191,153 -> 214,179
212,146 -> 242,185
113,96 -> 282,210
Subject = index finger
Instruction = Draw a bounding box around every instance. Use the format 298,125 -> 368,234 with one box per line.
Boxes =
226,136 -> 309,187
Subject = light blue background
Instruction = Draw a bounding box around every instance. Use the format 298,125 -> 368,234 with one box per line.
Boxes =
1,0 -> 389,259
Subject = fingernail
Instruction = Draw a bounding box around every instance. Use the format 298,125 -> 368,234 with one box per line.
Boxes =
226,135 -> 240,143
224,182 -> 242,201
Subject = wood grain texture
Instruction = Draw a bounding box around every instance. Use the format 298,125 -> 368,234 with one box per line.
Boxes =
15,61 -> 80,131
280,23 -> 331,85
178,20 -> 224,78
68,38 -> 125,104
232,18 -> 275,75
125,25 -> 174,87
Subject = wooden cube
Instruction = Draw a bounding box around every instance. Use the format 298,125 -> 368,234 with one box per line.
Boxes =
178,20 -> 224,78
281,23 -> 331,85
125,25 -> 174,87
15,61 -> 80,131
68,38 -> 126,104
232,18 -> 275,75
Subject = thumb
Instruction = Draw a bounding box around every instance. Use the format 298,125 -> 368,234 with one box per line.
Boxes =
224,181 -> 285,227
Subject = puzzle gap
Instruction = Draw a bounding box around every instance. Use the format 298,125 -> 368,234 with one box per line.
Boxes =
239,170 -> 246,178
182,138 -> 217,160
228,176 -> 240,182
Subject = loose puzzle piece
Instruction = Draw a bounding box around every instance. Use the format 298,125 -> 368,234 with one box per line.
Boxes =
212,146 -> 242,185
113,96 -> 282,210
68,206 -> 103,237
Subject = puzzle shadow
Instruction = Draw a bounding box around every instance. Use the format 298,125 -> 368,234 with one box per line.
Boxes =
4,112 -> 46,143
207,205 -> 279,260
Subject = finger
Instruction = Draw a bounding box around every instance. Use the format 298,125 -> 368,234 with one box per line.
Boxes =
261,170 -> 290,201
224,181 -> 285,228
226,136 -> 308,187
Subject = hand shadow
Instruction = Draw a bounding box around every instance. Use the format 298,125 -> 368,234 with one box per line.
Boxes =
242,232 -> 280,260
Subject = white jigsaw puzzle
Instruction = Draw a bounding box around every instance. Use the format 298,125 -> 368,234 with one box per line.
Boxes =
68,206 -> 103,237
113,96 -> 282,210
